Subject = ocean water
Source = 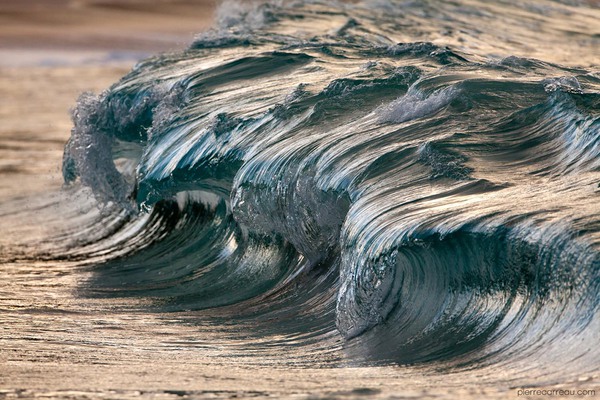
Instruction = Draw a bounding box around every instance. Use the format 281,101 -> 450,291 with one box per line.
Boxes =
1,0 -> 599,398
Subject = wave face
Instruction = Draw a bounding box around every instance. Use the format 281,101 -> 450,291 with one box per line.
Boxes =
60,0 -> 599,379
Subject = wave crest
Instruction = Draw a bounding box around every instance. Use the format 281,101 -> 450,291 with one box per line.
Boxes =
57,0 -> 600,377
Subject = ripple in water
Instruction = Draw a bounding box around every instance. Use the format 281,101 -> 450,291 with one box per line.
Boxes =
2,0 -> 599,397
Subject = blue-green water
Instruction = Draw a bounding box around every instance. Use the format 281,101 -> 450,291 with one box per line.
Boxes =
1,0 -> 599,397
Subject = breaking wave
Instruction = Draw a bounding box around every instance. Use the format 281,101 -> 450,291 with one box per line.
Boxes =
48,0 -> 600,381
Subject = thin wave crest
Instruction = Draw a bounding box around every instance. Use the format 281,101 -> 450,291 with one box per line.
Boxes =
55,0 -> 600,381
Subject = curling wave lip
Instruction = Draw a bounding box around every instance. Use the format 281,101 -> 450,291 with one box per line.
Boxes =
55,0 -> 600,383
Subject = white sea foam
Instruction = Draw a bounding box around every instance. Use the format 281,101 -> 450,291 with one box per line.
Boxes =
378,85 -> 458,124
